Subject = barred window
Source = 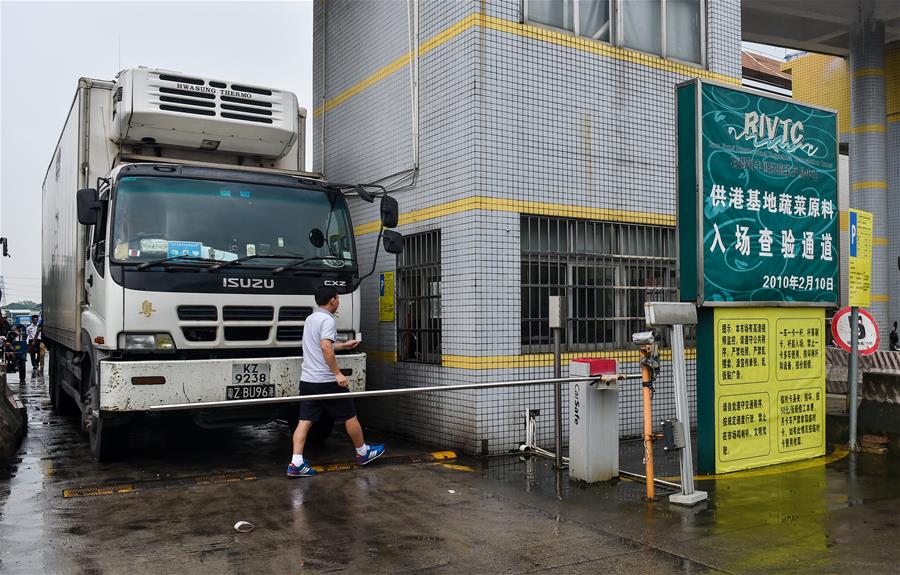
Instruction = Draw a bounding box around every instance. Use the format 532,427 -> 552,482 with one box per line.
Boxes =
396,230 -> 442,364
520,215 -> 676,353
524,0 -> 704,65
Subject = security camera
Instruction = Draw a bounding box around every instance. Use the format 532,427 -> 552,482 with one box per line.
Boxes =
632,331 -> 656,345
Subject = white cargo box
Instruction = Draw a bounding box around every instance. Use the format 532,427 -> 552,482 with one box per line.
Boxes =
112,68 -> 298,159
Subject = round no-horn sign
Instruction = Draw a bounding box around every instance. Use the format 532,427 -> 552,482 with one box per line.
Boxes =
831,306 -> 880,355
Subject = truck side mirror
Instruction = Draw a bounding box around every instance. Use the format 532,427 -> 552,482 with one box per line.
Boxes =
77,188 -> 100,225
383,229 -> 403,254
380,195 -> 399,229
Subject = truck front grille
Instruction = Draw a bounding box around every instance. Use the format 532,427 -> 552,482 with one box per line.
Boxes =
223,306 -> 273,321
224,326 -> 270,341
276,326 -> 304,341
182,327 -> 217,342
178,305 -> 217,321
278,307 -> 313,321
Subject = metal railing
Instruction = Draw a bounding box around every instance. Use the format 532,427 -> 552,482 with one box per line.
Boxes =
149,376 -> 625,412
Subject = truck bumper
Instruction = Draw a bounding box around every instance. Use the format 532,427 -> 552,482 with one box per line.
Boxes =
98,354 -> 366,412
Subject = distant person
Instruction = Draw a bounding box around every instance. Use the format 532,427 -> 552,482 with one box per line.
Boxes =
38,338 -> 46,376
26,315 -> 41,378
890,321 -> 899,352
10,328 -> 27,382
287,284 -> 384,477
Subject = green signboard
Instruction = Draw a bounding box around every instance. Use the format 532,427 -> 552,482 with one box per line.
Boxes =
677,80 -> 839,306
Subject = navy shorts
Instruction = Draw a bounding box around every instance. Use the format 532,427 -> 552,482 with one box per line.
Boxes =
298,380 -> 357,423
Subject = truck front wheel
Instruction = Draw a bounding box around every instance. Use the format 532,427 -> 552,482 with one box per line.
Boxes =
83,359 -> 128,462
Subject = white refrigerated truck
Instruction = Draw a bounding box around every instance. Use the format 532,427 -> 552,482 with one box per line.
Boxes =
42,68 -> 401,460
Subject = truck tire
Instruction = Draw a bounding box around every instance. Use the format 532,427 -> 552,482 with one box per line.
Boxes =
48,344 -> 76,416
83,358 -> 127,462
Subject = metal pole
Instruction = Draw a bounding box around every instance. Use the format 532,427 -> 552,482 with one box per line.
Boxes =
553,326 -> 563,470
640,343 -> 655,501
618,469 -> 682,490
671,324 -> 694,495
149,376 -> 601,412
848,306 -> 860,451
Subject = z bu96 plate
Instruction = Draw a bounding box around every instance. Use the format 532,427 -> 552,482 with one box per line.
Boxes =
226,384 -> 275,400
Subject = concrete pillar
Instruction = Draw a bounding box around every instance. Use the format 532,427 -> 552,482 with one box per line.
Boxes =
849,6 -> 890,345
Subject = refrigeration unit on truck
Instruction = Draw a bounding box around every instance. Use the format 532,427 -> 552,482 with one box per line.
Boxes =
42,68 -> 401,460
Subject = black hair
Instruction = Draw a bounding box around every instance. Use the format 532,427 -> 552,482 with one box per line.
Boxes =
314,285 -> 339,306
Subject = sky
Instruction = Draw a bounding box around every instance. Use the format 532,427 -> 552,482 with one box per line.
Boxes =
0,0 -> 314,304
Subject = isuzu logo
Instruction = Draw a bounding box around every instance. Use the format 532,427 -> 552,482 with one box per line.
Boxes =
222,278 -> 275,289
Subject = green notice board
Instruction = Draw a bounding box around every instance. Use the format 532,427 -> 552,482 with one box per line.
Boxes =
677,80 -> 839,306
677,81 -> 838,473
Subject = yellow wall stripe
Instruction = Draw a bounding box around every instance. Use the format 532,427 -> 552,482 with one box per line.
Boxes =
872,294 -> 890,303
839,211 -> 848,231
316,13 -> 738,118
850,124 -> 886,134
354,195 -> 675,236
368,348 -> 695,368
367,350 -> 398,363
874,237 -> 889,246
852,68 -> 884,78
851,181 -> 888,191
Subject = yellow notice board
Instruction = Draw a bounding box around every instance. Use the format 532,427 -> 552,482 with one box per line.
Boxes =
848,209 -> 873,307
714,307 -> 825,473
379,272 -> 395,322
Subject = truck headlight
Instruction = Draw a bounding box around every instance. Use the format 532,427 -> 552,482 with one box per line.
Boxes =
118,333 -> 176,352
335,331 -> 356,343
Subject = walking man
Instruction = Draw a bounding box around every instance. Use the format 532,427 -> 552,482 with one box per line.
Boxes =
287,285 -> 384,477
26,315 -> 40,378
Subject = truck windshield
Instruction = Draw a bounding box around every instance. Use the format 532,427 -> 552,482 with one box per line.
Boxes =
110,176 -> 355,270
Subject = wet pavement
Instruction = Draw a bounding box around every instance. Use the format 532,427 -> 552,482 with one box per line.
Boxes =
1,369 -> 899,574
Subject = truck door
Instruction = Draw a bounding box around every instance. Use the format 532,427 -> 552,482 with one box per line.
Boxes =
84,200 -> 109,327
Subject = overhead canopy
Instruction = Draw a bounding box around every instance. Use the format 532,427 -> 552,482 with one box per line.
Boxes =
742,0 -> 900,56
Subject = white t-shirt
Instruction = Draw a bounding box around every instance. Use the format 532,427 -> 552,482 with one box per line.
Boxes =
300,307 -> 338,383
26,324 -> 40,342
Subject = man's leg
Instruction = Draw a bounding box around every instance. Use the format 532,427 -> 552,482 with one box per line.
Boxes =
344,416 -> 365,449
292,420 -> 314,456
345,416 -> 385,465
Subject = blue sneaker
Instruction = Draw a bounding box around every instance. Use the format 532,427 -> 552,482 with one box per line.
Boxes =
356,444 -> 385,465
286,462 -> 317,477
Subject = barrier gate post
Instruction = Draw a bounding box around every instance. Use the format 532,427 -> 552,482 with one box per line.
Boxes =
645,302 -> 708,506
568,358 -> 619,482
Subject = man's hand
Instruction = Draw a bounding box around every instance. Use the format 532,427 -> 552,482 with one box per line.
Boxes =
336,372 -> 349,388
337,339 -> 360,352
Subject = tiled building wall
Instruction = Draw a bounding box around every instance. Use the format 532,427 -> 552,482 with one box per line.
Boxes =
314,0 -> 740,454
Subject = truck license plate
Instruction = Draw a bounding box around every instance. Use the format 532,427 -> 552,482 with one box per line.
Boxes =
231,362 -> 271,385
226,384 -> 275,400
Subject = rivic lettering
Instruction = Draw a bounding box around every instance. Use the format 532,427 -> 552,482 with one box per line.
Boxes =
728,112 -> 819,157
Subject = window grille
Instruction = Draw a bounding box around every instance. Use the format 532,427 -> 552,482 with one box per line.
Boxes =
396,230 -> 442,364
524,0 -> 704,65
520,215 -> 677,353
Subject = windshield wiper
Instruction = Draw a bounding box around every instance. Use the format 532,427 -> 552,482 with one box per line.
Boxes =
207,254 -> 300,272
134,256 -> 219,271
272,257 -> 352,274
